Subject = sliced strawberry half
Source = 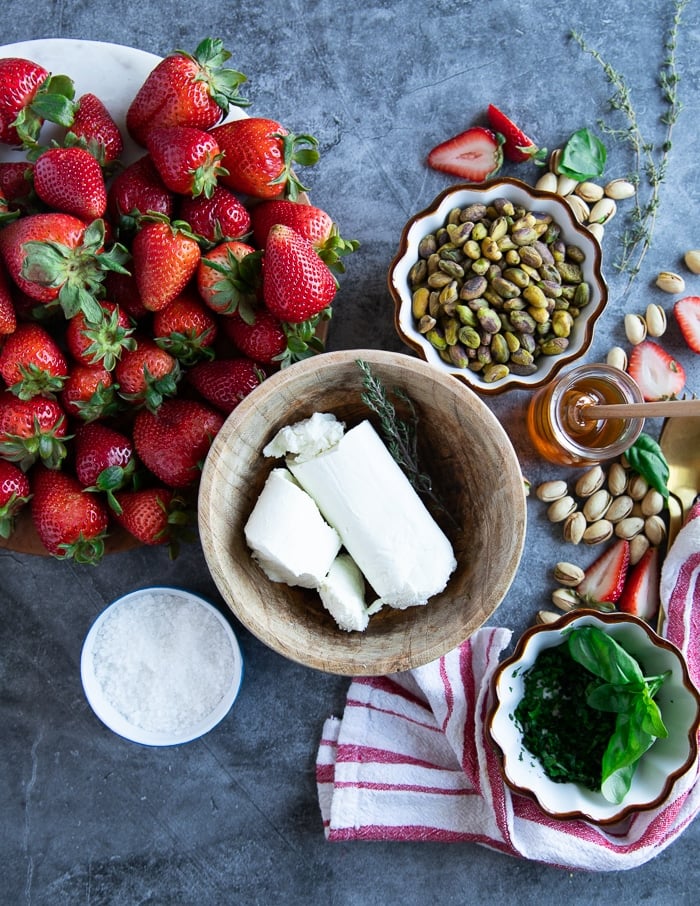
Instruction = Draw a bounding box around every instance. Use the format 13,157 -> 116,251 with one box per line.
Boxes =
427,126 -> 503,182
627,340 -> 686,401
673,295 -> 700,354
576,538 -> 630,608
618,546 -> 660,623
486,104 -> 546,163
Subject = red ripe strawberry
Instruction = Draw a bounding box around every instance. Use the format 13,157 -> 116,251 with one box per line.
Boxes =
152,290 -> 218,365
627,340 -> 686,401
222,309 -> 287,364
147,125 -> 228,198
112,486 -> 192,555
103,270 -> 150,321
65,301 -> 135,370
115,335 -> 181,411
250,199 -> 359,273
60,364 -> 119,422
0,214 -> 128,320
30,464 -> 108,563
131,215 -> 201,312
0,57 -> 75,147
69,92 -> 124,165
0,390 -> 68,469
0,161 -> 36,212
212,117 -> 319,201
107,154 -> 174,229
32,146 -> 107,221
673,295 -> 700,354
0,262 -> 17,335
0,458 -> 31,539
126,38 -> 249,146
132,397 -> 224,487
427,126 -> 503,182
0,321 -> 68,398
187,356 -> 265,413
486,104 -> 546,163
179,184 -> 251,242
618,546 -> 660,623
197,240 -> 261,319
73,422 -> 135,512
576,538 -> 631,607
263,224 -> 337,323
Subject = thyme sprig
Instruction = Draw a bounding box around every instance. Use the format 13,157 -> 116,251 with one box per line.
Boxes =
356,359 -> 452,520
571,0 -> 688,291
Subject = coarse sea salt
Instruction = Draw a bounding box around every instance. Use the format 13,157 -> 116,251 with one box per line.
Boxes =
90,590 -> 237,736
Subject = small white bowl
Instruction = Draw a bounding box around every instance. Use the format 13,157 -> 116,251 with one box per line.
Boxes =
388,177 -> 608,395
488,609 -> 700,825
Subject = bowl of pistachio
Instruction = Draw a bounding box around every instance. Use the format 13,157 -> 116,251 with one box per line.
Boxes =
388,177 -> 608,395
488,608 -> 700,825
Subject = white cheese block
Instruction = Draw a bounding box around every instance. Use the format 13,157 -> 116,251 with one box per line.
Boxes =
244,468 -> 342,588
287,420 -> 457,609
318,554 -> 369,632
263,411 -> 345,463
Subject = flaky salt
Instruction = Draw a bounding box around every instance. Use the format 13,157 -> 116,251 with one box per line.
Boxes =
91,590 -> 236,735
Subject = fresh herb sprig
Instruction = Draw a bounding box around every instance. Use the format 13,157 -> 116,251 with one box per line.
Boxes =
571,0 -> 688,290
625,432 -> 670,499
356,359 -> 451,519
568,626 -> 669,804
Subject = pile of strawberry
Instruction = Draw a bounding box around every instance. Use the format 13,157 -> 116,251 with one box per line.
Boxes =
0,38 -> 357,562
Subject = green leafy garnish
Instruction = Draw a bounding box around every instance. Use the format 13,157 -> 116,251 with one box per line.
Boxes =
557,127 -> 607,181
625,432 -> 670,499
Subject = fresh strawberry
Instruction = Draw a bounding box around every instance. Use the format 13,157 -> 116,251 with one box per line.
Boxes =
178,184 -> 251,243
126,38 -> 249,146
627,340 -> 686,401
0,57 -> 75,147
0,390 -> 69,469
112,486 -> 193,555
30,464 -> 108,563
146,125 -> 228,198
60,364 -> 120,422
196,240 -> 261,319
131,215 -> 201,312
0,161 -> 36,212
486,104 -> 545,163
427,126 -> 503,182
250,199 -> 359,273
0,262 -> 17,335
32,146 -> 108,221
152,290 -> 218,365
65,301 -> 135,370
68,92 -> 124,165
673,295 -> 700,354
0,458 -> 31,539
576,538 -> 631,607
187,356 -> 265,413
0,321 -> 68,398
107,154 -> 174,236
221,309 -> 287,364
132,397 -> 224,487
0,214 -> 129,320
212,117 -> 319,201
114,335 -> 181,411
618,546 -> 661,623
102,270 -> 150,321
262,224 -> 336,323
73,422 -> 136,512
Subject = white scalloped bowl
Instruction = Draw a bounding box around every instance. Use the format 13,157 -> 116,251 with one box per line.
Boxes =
488,609 -> 700,825
388,177 -> 608,396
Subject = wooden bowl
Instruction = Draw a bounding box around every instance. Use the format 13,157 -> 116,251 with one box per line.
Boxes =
198,349 -> 527,675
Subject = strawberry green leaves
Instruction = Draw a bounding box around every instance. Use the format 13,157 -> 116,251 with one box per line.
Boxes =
567,626 -> 669,803
558,127 -> 607,181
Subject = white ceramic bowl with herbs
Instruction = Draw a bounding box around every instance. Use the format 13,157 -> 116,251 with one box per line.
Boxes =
488,608 -> 700,825
388,177 -> 608,395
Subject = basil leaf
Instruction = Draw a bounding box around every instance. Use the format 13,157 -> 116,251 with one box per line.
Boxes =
568,627 -> 644,685
586,681 -> 641,713
640,687 -> 669,738
600,708 -> 655,803
625,433 -> 670,499
557,128 -> 607,181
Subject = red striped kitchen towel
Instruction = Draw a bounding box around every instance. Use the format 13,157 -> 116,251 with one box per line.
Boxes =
316,500 -> 700,869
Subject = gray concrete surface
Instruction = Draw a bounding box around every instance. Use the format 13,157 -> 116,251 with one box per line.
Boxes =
2,1 -> 700,903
